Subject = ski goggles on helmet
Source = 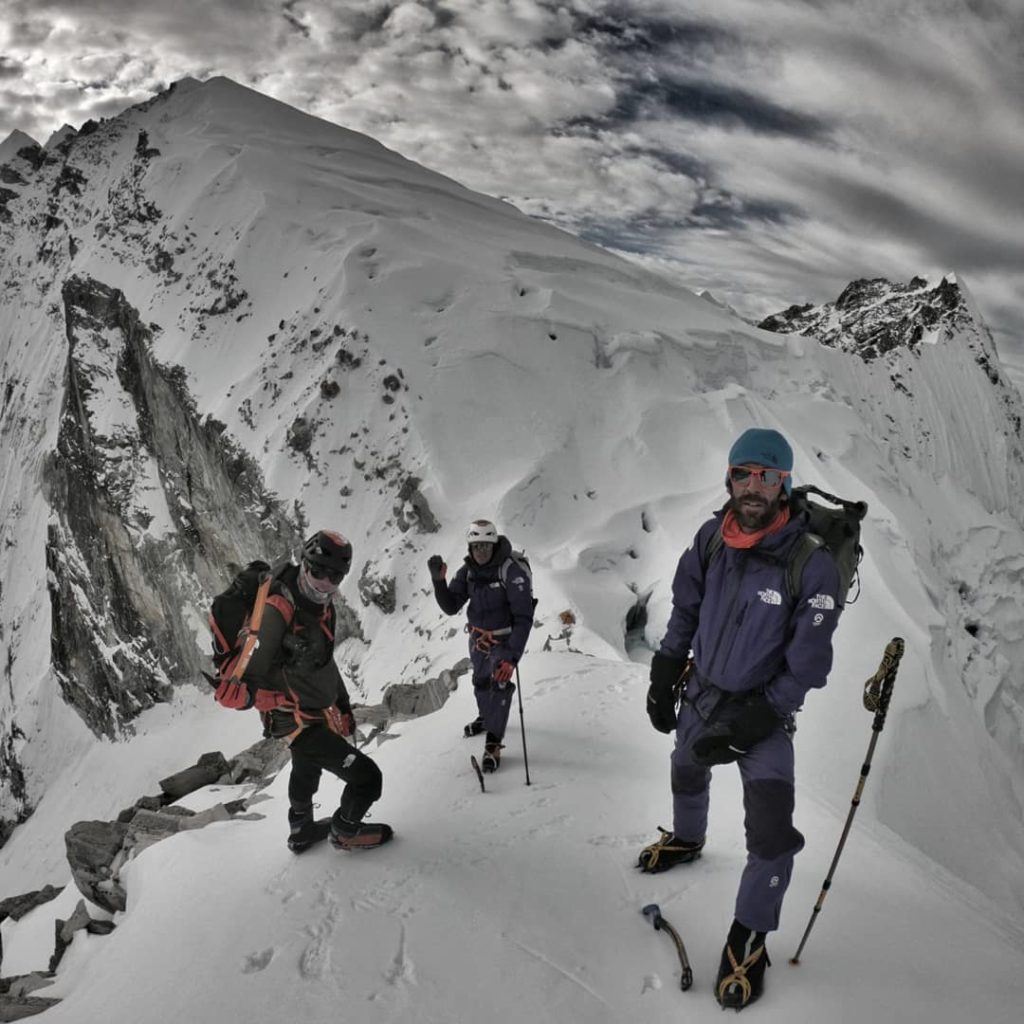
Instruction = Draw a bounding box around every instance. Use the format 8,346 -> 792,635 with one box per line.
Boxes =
306,563 -> 347,584
728,465 -> 791,488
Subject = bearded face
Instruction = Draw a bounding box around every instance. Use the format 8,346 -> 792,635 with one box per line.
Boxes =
727,465 -> 788,532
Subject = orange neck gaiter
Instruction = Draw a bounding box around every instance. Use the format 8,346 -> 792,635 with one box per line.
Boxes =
721,505 -> 791,549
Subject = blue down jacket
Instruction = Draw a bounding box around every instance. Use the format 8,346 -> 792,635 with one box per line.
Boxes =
432,536 -> 534,668
659,509 -> 842,716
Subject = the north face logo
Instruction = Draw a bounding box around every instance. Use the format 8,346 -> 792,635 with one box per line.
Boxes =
807,593 -> 836,610
758,589 -> 782,606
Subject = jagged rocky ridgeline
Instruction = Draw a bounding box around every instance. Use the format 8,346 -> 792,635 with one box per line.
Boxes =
758,274 -> 1001,369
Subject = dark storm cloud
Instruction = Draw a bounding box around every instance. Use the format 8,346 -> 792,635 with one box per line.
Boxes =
578,189 -> 800,251
572,7 -> 739,55
0,0 -> 1021,342
574,76 -> 830,139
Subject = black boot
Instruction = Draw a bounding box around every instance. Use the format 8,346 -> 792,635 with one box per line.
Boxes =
481,733 -> 503,773
716,919 -> 770,1010
287,807 -> 332,853
637,827 -> 705,873
464,716 -> 485,738
329,809 -> 394,850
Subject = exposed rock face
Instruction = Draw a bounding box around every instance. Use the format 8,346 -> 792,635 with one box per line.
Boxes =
758,275 -> 996,365
40,276 -> 299,740
63,820 -> 130,913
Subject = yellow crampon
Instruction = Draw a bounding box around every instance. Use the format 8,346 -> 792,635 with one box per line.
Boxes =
637,827 -> 703,872
717,943 -> 766,1008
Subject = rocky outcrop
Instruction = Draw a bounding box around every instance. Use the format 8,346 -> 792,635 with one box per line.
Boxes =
358,562 -> 397,614
64,741 -> 287,913
757,275 -> 993,364
383,662 -> 468,719
41,276 -> 300,739
1,738 -> 289,1017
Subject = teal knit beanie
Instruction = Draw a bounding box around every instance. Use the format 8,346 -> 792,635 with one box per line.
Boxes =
727,428 -> 794,494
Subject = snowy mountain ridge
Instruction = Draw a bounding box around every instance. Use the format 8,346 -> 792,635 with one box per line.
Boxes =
1,76 -> 1023,1021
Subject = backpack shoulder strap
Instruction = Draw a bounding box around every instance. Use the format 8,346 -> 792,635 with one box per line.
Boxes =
226,572 -> 273,683
701,528 -> 724,572
786,532 -> 825,603
499,551 -> 530,585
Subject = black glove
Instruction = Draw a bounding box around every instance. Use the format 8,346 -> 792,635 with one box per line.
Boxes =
691,691 -> 779,766
427,555 -> 446,581
646,652 -> 687,733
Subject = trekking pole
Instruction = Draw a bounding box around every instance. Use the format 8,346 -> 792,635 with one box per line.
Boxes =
790,637 -> 905,965
514,665 -> 532,785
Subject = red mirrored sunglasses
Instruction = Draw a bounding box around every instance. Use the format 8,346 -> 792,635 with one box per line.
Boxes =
728,465 -> 791,488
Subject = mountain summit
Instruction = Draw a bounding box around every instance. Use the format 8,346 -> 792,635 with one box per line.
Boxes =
758,274 -> 1001,364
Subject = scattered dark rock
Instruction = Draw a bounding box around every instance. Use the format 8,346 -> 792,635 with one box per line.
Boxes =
0,992 -> 61,1019
287,416 -> 314,453
0,887 -> 63,924
64,820 -> 129,913
158,751 -> 230,799
357,565 -> 397,614
392,476 -> 440,533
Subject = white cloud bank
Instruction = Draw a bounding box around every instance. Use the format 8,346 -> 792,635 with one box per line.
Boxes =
1,0 -> 1022,348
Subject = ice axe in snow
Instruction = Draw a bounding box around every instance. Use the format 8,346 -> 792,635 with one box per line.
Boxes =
642,904 -> 693,990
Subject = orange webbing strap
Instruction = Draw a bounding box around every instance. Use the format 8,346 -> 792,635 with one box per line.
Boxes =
262,687 -> 326,746
228,573 -> 273,683
466,623 -> 512,653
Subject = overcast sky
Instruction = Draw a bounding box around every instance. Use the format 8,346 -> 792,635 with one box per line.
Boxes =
2,0 -> 1022,351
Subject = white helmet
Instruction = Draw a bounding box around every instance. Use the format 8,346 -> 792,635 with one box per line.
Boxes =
466,519 -> 498,545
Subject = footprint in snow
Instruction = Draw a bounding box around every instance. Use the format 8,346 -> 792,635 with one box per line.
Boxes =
299,884 -> 341,978
384,924 -> 417,987
242,948 -> 275,974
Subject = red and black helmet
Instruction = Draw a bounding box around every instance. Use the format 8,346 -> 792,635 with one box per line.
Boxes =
302,530 -> 353,582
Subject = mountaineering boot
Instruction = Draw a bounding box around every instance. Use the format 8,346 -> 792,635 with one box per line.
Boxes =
287,808 -> 332,853
464,716 -> 485,738
481,733 -> 503,773
329,809 -> 394,851
716,919 -> 770,1011
637,827 -> 705,873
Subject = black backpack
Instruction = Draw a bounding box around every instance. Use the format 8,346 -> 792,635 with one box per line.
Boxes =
703,485 -> 867,607
209,561 -> 271,670
206,560 -> 281,709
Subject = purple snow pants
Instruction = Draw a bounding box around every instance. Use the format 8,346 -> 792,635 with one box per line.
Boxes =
472,672 -> 515,740
470,646 -> 516,741
670,693 -> 805,933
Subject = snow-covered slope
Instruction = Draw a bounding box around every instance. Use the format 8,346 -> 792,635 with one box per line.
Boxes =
1,76 -> 1023,1019
2,655 -> 1023,1023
